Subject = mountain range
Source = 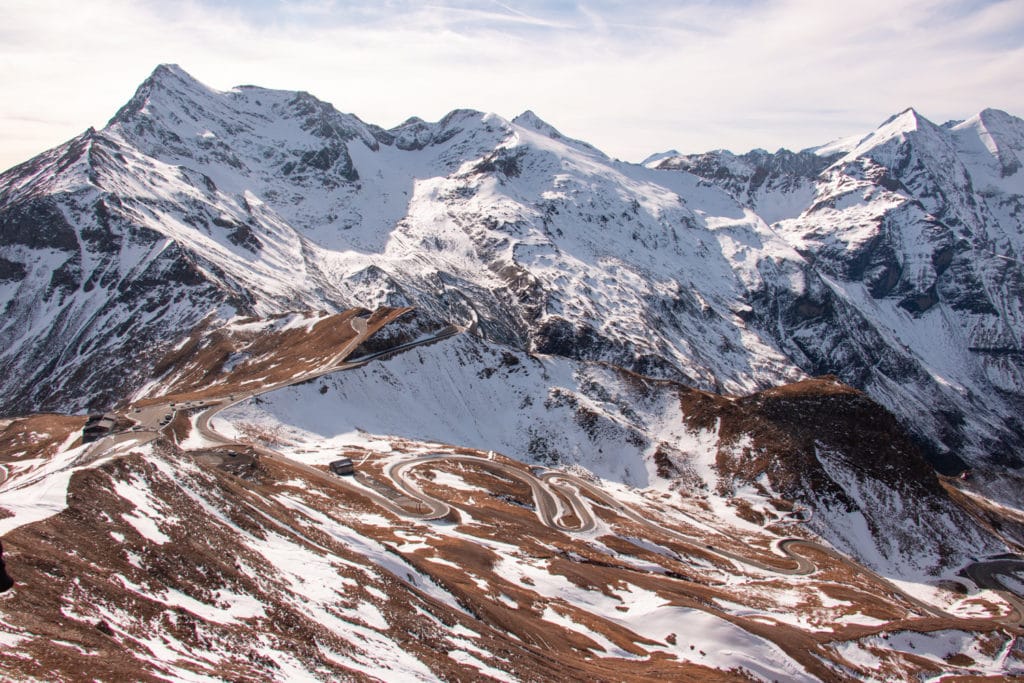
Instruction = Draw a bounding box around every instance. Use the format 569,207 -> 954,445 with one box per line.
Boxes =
4,65 -> 1024,478
2,65 -> 1024,680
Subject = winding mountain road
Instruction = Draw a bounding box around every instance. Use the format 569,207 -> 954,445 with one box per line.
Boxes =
384,457 -> 1010,624
79,313 -> 1024,630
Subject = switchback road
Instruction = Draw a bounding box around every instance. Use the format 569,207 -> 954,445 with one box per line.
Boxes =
73,312 -> 1024,630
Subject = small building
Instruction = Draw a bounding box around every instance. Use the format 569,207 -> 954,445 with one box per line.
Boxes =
82,414 -> 117,443
329,458 -> 355,476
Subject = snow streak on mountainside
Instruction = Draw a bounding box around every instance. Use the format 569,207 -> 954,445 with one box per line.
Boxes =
1,64 -> 1023,480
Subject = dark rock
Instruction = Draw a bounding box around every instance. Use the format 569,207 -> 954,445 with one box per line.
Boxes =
47,253 -> 82,298
0,540 -> 13,593
473,149 -> 525,178
0,198 -> 79,251
532,317 -> 602,358
898,285 -> 939,315
0,255 -> 26,282
212,216 -> 262,253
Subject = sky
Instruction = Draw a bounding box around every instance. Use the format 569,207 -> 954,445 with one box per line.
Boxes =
2,0 -> 1023,170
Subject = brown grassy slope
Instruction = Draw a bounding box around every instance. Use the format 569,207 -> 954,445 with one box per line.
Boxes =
676,376 -> 942,502
133,306 -> 411,405
0,443 -> 751,683
0,415 -> 85,462
672,375 -> 1000,572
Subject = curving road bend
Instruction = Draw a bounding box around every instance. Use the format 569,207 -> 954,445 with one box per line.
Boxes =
387,456 -> 596,531
62,315 -> 456,524
962,559 -> 1024,625
391,457 -> 815,574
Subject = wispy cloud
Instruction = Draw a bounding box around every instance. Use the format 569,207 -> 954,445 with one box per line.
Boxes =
1,0 -> 1022,170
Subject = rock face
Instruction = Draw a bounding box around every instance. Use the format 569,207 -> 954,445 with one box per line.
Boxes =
653,109 -> 1024,474
1,65 -> 1023,478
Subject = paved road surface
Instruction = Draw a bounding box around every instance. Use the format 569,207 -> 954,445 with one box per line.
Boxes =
962,559 -> 1024,624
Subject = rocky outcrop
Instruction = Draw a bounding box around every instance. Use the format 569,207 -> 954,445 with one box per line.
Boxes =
664,109 -> 1024,472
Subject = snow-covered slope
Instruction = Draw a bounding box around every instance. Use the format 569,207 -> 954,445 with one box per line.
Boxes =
653,108 -> 1024,474
2,65 -> 1023,481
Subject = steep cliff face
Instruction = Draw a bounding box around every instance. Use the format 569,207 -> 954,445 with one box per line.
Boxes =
648,146 -> 838,224
0,129 -> 226,414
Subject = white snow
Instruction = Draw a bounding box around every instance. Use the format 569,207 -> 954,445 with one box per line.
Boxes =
0,438 -> 146,537
113,477 -> 176,545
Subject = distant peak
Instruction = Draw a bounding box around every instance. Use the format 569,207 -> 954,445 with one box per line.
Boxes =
437,108 -> 488,127
951,108 -> 1023,134
874,107 -> 948,140
641,150 -> 681,167
879,107 -> 924,130
107,64 -> 215,128
950,108 -> 1024,176
510,110 -> 609,159
512,110 -> 560,137
512,109 -> 544,126
829,108 -> 950,165
976,108 -> 1018,127
979,107 -> 1011,117
148,64 -> 204,87
152,63 -> 186,77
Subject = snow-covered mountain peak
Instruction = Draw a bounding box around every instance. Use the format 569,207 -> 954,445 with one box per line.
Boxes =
509,109 -> 607,160
951,108 -> 1024,180
385,108 -> 512,154
836,107 -> 952,167
882,106 -> 927,128
641,149 -> 682,167
105,64 -> 388,187
108,63 -> 219,126
511,109 -> 561,136
151,62 -> 200,83
973,107 -> 1023,130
